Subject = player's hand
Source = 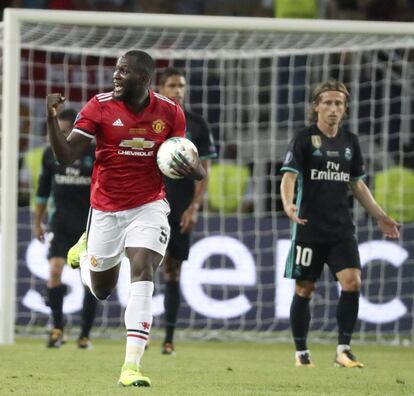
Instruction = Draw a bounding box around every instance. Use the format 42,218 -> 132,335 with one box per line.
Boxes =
33,223 -> 46,242
180,204 -> 199,234
284,203 -> 307,225
170,149 -> 206,181
377,215 -> 400,239
46,93 -> 66,117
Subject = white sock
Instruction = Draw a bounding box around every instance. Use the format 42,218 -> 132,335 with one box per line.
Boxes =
79,252 -> 98,299
124,281 -> 154,366
295,350 -> 310,358
337,344 -> 351,355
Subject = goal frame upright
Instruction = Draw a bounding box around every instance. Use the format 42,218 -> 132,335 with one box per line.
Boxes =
2,8 -> 414,345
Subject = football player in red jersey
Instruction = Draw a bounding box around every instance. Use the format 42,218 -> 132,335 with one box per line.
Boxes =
46,50 -> 206,387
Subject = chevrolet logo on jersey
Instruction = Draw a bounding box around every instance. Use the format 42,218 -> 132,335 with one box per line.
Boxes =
119,138 -> 155,150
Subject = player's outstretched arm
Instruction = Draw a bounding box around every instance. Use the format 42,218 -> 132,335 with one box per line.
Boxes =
280,172 -> 307,225
46,93 -> 90,165
349,179 -> 400,239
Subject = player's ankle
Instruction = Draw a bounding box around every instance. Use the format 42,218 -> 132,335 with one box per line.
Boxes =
337,344 -> 351,355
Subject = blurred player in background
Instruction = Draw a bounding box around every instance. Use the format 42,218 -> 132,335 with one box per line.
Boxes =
157,68 -> 217,355
280,79 -> 400,368
46,50 -> 206,387
33,108 -> 97,349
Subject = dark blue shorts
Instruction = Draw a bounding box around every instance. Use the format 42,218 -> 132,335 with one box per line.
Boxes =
47,221 -> 85,260
167,220 -> 191,261
285,238 -> 361,282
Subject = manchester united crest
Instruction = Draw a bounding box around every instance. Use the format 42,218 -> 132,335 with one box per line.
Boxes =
90,256 -> 98,267
311,135 -> 322,149
152,119 -> 165,133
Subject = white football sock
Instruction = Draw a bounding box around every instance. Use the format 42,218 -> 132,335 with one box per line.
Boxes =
337,344 -> 351,355
124,281 -> 154,366
295,350 -> 310,358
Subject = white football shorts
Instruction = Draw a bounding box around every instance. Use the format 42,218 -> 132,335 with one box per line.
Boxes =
86,199 -> 170,272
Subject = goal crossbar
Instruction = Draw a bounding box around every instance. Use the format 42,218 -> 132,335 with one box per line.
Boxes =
5,8 -> 414,34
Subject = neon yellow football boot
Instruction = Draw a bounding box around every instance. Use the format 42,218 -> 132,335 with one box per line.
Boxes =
67,232 -> 87,269
334,350 -> 364,368
118,362 -> 151,387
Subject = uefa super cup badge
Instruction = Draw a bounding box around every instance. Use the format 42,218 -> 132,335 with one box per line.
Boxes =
152,119 -> 166,133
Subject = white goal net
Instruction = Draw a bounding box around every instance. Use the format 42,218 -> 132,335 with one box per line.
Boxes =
1,9 -> 414,344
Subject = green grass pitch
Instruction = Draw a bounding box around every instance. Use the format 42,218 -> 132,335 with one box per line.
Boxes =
0,338 -> 413,395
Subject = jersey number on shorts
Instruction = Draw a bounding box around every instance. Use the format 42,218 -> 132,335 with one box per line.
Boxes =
295,246 -> 313,267
159,227 -> 168,245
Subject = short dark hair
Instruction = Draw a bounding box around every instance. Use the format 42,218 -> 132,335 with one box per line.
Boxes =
124,50 -> 155,80
58,108 -> 78,124
158,67 -> 185,86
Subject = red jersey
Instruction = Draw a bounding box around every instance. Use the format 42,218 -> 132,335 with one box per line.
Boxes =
72,90 -> 186,211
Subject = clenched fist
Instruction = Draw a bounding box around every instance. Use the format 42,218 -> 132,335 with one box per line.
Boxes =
47,93 -> 65,117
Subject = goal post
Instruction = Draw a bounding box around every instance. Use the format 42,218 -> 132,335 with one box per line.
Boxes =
2,8 -> 414,345
1,9 -> 22,345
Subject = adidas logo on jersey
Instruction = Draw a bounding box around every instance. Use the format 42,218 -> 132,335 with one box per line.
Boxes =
112,119 -> 124,126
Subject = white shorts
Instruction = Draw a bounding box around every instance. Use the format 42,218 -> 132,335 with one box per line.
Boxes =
87,199 -> 170,272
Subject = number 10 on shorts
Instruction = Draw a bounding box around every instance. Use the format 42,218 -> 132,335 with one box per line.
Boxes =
295,245 -> 313,267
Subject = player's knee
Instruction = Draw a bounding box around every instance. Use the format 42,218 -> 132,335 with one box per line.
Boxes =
49,261 -> 64,278
48,272 -> 62,285
298,289 -> 314,299
295,282 -> 315,298
163,257 -> 182,282
48,270 -> 63,287
131,270 -> 154,283
341,276 -> 361,291
163,268 -> 180,282
295,280 -> 315,296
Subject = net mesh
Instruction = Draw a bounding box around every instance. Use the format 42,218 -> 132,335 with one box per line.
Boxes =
1,17 -> 413,343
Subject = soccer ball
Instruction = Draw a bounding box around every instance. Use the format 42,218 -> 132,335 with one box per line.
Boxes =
157,137 -> 198,179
